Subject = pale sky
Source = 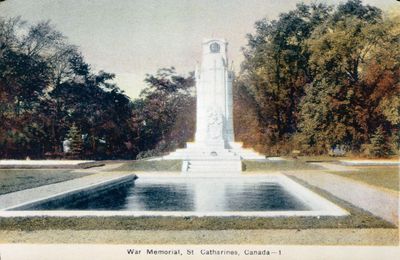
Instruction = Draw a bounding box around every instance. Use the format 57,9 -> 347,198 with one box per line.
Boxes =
1,0 -> 396,98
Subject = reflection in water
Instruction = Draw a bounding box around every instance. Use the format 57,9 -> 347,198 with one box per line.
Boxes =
28,179 -> 309,211
225,182 -> 308,211
32,183 -> 132,210
125,183 -> 194,211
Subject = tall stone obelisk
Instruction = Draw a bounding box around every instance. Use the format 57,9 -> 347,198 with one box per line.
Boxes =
163,39 -> 265,173
194,39 -> 234,149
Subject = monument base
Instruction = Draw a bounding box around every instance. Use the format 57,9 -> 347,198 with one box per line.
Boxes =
161,142 -> 265,173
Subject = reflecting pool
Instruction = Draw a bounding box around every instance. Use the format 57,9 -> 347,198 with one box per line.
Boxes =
27,178 -> 310,211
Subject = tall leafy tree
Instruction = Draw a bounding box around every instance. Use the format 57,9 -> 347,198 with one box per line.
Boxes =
299,0 -> 398,153
132,67 -> 195,158
240,3 -> 331,153
49,55 -> 134,159
0,18 -> 55,158
238,0 -> 398,156
233,78 -> 266,152
0,17 -> 136,159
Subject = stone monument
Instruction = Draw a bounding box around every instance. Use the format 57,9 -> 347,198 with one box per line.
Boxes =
163,39 -> 264,173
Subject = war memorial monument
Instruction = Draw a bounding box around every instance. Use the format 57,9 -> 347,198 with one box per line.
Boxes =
163,39 -> 264,173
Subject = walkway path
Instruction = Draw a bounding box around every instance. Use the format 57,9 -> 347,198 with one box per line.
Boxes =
0,160 -> 94,166
285,171 -> 398,225
310,162 -> 358,172
340,159 -> 400,166
0,228 -> 397,245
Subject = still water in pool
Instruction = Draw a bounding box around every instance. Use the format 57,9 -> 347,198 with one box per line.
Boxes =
29,178 -> 310,211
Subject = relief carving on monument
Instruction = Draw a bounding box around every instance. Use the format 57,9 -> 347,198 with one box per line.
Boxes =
206,107 -> 224,141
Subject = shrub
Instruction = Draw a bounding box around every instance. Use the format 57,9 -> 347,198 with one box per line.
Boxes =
369,126 -> 392,158
67,123 -> 83,159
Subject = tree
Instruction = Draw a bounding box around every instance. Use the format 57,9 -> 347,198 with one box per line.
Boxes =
0,17 -> 136,159
298,79 -> 332,154
369,126 -> 391,158
237,0 -> 398,156
299,0 -> 398,152
240,2 -> 332,153
233,78 -> 266,153
133,67 -> 195,158
0,17 -> 198,160
49,55 -> 135,159
67,123 -> 83,159
20,21 -> 65,59
0,18 -> 54,158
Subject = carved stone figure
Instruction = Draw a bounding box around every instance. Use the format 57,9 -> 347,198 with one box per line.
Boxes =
207,108 -> 223,140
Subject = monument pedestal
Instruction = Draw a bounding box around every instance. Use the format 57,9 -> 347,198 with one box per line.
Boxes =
162,142 -> 264,173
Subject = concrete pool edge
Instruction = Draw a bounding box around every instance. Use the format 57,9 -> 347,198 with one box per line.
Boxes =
1,174 -> 136,211
0,173 -> 349,218
0,210 -> 348,217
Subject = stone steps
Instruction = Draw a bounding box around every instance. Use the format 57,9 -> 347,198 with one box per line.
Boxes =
165,150 -> 263,160
183,160 -> 242,173
163,143 -> 265,161
162,142 -> 265,173
165,150 -> 240,161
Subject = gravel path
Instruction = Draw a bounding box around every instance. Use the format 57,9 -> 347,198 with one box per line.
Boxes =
340,159 -> 400,166
0,229 -> 397,245
0,160 -> 94,166
285,171 -> 399,225
310,162 -> 357,172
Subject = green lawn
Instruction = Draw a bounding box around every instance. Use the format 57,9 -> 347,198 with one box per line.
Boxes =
295,155 -> 340,162
243,160 -> 324,172
114,159 -> 321,172
0,169 -> 92,195
114,160 -> 182,172
329,167 -> 399,191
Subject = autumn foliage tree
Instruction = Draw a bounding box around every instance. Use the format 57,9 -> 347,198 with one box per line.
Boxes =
299,0 -> 399,154
240,2 -> 332,154
237,0 -> 399,157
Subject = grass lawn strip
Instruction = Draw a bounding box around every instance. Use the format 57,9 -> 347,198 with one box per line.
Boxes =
113,160 -> 182,172
242,160 -> 324,172
327,167 -> 399,191
0,169 -> 94,195
114,159 -> 325,172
